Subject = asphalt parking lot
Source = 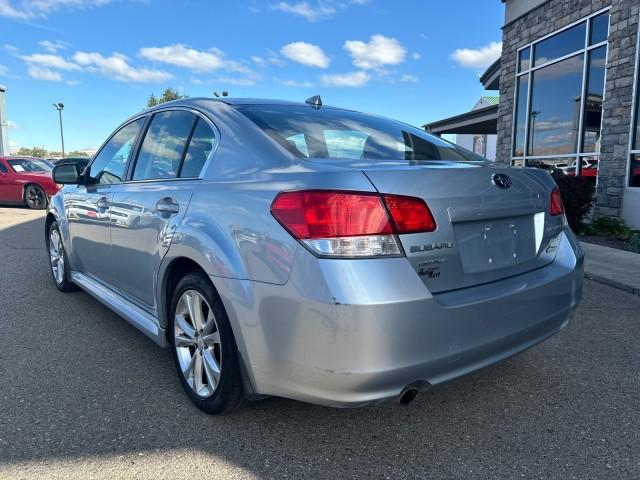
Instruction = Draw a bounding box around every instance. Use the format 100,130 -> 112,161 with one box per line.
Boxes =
0,206 -> 639,479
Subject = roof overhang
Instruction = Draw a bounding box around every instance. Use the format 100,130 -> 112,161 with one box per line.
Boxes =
480,58 -> 501,90
423,104 -> 498,135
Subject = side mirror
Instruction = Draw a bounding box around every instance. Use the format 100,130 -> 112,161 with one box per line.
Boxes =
53,162 -> 80,184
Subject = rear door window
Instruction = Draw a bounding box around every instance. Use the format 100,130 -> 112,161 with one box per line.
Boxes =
133,110 -> 197,181
179,118 -> 216,178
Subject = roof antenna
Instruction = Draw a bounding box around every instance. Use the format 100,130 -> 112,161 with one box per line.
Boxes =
305,95 -> 322,109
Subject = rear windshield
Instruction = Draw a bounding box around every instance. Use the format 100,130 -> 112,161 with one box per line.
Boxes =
237,105 -> 485,162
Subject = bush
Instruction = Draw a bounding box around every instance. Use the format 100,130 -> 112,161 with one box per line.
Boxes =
551,175 -> 595,231
583,216 -> 633,240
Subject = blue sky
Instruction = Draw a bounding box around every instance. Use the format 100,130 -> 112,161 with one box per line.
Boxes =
0,0 -> 503,152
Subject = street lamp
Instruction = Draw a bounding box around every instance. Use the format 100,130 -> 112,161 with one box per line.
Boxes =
52,102 -> 65,159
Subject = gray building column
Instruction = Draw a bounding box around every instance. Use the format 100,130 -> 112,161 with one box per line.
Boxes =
0,85 -> 8,156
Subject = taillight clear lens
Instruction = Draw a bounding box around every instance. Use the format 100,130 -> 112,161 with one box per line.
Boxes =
550,186 -> 564,216
271,190 -> 400,257
271,190 -> 437,258
382,194 -> 437,233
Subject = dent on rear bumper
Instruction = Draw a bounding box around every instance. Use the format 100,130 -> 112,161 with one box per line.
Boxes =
212,230 -> 583,407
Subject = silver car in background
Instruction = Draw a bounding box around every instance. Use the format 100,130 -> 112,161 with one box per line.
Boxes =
46,97 -> 584,414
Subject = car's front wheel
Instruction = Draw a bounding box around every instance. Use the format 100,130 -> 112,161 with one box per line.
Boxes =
170,272 -> 245,414
48,221 -> 77,292
24,184 -> 47,210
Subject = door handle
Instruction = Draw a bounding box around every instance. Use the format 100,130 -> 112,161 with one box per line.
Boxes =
96,197 -> 110,211
156,197 -> 180,215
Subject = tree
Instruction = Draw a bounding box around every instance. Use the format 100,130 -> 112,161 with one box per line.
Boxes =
146,87 -> 188,108
17,146 -> 46,158
67,150 -> 90,157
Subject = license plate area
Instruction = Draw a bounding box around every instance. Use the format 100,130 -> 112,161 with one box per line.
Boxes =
454,216 -> 536,273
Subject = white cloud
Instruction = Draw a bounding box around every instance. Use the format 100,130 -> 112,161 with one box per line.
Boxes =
73,51 -> 172,83
400,74 -> 418,83
344,35 -> 406,70
27,65 -> 62,81
412,52 -> 421,60
271,1 -> 335,21
139,44 -> 225,72
215,76 -> 259,86
251,56 -> 266,66
0,0 -> 124,20
66,79 -> 81,85
280,42 -> 330,68
451,41 -> 502,68
39,40 -> 71,53
0,64 -> 8,76
276,77 -> 314,87
321,70 -> 369,87
20,53 -> 80,70
3,44 -> 19,53
7,120 -> 18,129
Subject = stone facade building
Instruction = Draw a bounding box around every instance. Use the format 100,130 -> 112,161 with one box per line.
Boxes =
497,0 -> 640,228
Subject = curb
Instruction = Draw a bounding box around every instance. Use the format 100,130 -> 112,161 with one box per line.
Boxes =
584,273 -> 640,296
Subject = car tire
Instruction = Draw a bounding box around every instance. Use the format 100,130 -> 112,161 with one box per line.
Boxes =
48,221 -> 77,292
24,184 -> 48,210
169,272 -> 245,415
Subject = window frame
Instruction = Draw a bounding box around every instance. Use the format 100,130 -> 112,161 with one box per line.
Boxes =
511,6 -> 610,177
124,106 -> 219,184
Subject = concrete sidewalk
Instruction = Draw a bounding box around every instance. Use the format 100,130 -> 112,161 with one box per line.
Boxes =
580,241 -> 640,295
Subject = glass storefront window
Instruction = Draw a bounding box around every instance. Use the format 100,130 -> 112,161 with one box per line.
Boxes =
512,9 -> 609,176
590,12 -> 609,45
533,22 -> 586,67
528,54 -> 584,156
526,157 -> 571,176
578,156 -> 599,181
630,155 -> 640,187
518,47 -> 530,72
582,46 -> 606,153
513,74 -> 528,156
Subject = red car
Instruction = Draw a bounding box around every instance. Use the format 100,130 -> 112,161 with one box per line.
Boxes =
0,156 -> 61,209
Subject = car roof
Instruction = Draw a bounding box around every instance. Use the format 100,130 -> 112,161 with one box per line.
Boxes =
150,96 -> 342,110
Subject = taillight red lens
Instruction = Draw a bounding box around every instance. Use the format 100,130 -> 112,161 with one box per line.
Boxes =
550,186 -> 564,216
271,190 -> 393,240
382,194 -> 437,233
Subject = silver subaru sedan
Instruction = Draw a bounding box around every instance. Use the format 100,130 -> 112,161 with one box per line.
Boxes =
46,97 -> 584,414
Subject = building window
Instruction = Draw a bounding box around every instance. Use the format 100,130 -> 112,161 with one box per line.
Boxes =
512,8 -> 609,180
473,134 -> 486,156
628,19 -> 640,188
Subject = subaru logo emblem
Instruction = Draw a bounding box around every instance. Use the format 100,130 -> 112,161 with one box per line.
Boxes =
492,173 -> 512,189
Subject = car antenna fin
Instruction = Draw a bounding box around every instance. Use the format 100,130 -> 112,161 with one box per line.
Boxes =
305,95 -> 322,109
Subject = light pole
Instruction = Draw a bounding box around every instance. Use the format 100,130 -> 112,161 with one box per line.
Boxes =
52,102 -> 65,159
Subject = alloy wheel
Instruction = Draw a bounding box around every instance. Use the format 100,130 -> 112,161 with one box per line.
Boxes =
49,228 -> 65,285
26,185 -> 46,209
174,290 -> 222,398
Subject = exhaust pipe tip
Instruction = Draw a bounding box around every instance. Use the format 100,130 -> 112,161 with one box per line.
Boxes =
398,387 -> 418,406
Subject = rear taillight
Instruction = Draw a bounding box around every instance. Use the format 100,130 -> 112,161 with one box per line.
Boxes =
550,186 -> 564,216
271,190 -> 436,257
382,194 -> 436,234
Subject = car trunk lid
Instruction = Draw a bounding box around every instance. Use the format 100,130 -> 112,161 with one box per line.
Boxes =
363,162 -> 564,293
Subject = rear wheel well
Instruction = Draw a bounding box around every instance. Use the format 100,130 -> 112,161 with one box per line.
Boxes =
162,257 -> 208,340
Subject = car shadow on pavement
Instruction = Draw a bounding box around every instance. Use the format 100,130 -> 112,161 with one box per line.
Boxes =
1,213 -> 639,479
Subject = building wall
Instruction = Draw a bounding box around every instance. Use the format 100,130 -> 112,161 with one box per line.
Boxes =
496,0 -> 640,223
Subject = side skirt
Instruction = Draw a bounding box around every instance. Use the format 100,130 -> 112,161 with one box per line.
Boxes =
70,271 -> 167,347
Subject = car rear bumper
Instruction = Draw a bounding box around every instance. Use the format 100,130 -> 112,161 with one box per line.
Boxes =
214,229 -> 584,407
